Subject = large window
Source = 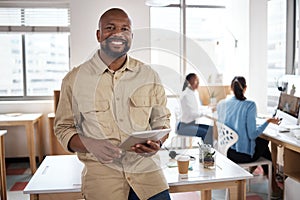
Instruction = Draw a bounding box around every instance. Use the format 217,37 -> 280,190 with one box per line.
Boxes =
150,1 -> 229,140
296,0 -> 300,75
150,2 -> 228,88
267,0 -> 287,107
151,0 -> 292,137
0,7 -> 70,99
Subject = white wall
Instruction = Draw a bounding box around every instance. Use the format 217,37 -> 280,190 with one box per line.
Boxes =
225,0 -> 249,82
248,0 -> 268,113
226,0 -> 268,113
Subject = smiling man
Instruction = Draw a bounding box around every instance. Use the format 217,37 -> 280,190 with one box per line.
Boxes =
54,8 -> 171,200
97,9 -> 132,68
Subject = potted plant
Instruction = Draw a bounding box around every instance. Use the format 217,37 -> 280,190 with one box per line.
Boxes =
210,91 -> 217,105
203,150 -> 215,169
290,84 -> 296,96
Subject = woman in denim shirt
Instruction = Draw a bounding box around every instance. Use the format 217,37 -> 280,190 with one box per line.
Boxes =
217,76 -> 282,198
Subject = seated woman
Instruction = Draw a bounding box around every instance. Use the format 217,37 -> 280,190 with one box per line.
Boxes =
216,76 -> 282,197
177,73 -> 213,144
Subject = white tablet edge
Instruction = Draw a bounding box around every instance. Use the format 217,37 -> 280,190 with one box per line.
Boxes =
119,129 -> 171,151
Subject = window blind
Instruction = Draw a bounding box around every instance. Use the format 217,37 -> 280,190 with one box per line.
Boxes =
0,7 -> 70,32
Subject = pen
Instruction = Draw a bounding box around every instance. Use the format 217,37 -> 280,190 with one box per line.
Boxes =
272,109 -> 277,118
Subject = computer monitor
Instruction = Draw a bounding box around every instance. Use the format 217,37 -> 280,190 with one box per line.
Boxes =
277,93 -> 300,119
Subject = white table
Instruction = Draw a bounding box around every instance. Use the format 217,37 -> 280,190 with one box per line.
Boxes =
256,109 -> 300,199
0,113 -> 43,174
160,149 -> 252,199
0,130 -> 7,200
24,149 -> 252,200
24,155 -> 84,200
261,123 -> 300,182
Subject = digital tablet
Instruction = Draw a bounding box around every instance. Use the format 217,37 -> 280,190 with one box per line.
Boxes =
119,129 -> 171,151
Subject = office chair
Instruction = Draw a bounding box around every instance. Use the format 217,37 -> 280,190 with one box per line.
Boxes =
216,122 -> 272,200
170,111 -> 194,149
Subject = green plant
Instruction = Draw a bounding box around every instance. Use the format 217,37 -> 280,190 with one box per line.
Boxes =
290,84 -> 296,96
203,151 -> 215,168
204,151 -> 215,159
210,91 -> 216,98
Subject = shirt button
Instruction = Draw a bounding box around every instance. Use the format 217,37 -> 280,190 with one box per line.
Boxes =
119,119 -> 124,122
127,177 -> 131,181
116,97 -> 120,101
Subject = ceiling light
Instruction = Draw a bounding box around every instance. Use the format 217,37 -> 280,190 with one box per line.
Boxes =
145,0 -> 171,7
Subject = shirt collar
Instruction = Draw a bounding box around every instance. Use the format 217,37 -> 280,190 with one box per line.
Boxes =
91,50 -> 138,75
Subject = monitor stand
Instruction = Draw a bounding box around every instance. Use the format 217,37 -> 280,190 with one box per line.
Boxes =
297,108 -> 300,125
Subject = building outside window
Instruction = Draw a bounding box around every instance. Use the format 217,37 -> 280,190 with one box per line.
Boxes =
267,0 -> 287,108
0,7 -> 70,99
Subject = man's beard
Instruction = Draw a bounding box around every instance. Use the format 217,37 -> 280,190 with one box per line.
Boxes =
101,37 -> 130,59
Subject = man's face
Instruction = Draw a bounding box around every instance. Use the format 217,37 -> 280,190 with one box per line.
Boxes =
97,11 -> 132,59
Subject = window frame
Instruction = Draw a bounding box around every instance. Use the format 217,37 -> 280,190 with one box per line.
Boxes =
0,4 -> 70,101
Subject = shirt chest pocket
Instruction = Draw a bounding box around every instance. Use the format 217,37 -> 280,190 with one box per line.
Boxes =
129,96 -> 155,131
79,100 -> 114,137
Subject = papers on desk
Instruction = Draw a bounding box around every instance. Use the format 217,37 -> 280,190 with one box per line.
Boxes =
284,124 -> 300,130
278,124 -> 300,133
4,113 -> 22,117
292,129 -> 300,140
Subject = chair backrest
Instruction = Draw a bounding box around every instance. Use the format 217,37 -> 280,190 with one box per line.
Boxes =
174,109 -> 181,133
216,121 -> 239,156
53,90 -> 60,113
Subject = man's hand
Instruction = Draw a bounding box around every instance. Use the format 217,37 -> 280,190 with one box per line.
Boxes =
70,135 -> 122,164
131,140 -> 161,157
87,139 -> 122,163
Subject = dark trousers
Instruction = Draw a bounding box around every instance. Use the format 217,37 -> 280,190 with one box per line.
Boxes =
176,121 -> 213,145
227,137 -> 271,174
128,188 -> 171,200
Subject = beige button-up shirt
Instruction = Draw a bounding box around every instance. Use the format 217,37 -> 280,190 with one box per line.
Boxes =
54,51 -> 171,199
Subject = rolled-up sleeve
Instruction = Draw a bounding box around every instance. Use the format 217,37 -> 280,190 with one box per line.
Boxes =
150,76 -> 171,129
54,71 -> 78,152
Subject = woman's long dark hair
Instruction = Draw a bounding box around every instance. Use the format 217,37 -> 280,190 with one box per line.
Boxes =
231,76 -> 247,100
182,73 -> 197,91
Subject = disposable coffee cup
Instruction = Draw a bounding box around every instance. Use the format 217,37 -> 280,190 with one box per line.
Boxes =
177,155 -> 190,175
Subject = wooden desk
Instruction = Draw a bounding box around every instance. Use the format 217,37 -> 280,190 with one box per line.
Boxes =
261,124 -> 300,182
24,149 -> 252,200
0,113 -> 43,174
0,130 -> 7,200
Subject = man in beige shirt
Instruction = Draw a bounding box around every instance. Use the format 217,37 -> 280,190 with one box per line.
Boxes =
54,8 -> 171,200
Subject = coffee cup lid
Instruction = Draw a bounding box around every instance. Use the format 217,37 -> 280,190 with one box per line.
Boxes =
177,155 -> 190,161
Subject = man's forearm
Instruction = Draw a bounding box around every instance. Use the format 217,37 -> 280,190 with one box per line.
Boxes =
68,134 -> 89,153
